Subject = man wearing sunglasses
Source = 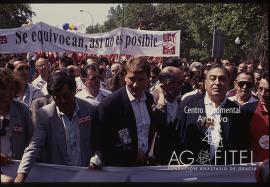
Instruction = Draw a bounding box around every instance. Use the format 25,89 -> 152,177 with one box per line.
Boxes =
242,71 -> 269,162
228,72 -> 258,106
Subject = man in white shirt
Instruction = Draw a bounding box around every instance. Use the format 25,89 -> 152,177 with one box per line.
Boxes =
96,56 -> 156,166
15,69 -> 100,183
76,64 -> 111,106
32,58 -> 51,89
228,71 -> 258,106
175,64 -> 249,165
6,59 -> 43,107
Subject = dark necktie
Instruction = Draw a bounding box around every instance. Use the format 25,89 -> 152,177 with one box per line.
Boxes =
0,118 -> 9,136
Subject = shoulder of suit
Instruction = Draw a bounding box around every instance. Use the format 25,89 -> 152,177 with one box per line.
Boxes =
76,97 -> 96,109
100,88 -> 112,96
241,101 -> 259,112
181,93 -> 204,105
28,83 -> 41,91
12,99 -> 30,113
224,98 -> 242,108
101,87 -> 124,103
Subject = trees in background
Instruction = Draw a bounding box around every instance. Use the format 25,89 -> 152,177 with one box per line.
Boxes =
0,4 -> 35,29
87,3 -> 268,67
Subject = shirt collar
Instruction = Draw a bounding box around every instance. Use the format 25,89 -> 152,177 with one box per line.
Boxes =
56,98 -> 79,118
204,92 -> 227,108
36,75 -> 46,82
126,86 -> 146,102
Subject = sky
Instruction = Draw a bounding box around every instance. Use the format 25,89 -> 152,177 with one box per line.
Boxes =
30,4 -> 119,32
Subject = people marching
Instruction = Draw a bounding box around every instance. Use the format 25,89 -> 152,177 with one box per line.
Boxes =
0,52 -> 268,182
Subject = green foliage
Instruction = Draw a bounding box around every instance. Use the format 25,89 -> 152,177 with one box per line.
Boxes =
0,4 -> 35,29
94,3 -> 267,65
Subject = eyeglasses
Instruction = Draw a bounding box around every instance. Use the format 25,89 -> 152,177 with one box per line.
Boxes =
237,81 -> 253,89
37,64 -> 46,69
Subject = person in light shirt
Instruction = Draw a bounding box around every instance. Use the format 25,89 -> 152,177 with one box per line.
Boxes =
95,56 -> 157,166
6,58 -> 43,107
15,69 -> 100,183
0,68 -> 33,183
228,72 -> 258,106
175,64 -> 249,165
32,58 -> 51,89
76,64 -> 111,106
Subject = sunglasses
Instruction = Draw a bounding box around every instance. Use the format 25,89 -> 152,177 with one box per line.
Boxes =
37,64 -> 46,69
237,81 -> 253,89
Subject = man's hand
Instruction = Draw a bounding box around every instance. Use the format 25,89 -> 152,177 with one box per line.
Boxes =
0,153 -> 13,165
88,162 -> 102,170
89,153 -> 103,170
14,173 -> 27,183
136,148 -> 148,163
1,174 -> 14,183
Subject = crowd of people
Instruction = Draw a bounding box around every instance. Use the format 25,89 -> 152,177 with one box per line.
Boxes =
0,52 -> 268,183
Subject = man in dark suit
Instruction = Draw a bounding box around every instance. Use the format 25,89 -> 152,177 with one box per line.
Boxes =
15,69 -> 99,183
175,64 -> 249,165
96,56 -> 156,166
151,66 -> 184,165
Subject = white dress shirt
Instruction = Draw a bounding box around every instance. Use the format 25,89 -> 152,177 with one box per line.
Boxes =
76,88 -> 111,106
56,100 -> 81,166
126,86 -> 151,154
204,92 -> 227,159
32,75 -> 46,89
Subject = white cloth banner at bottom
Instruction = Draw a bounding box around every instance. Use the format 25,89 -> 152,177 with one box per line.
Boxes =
0,22 -> 181,57
1,160 -> 258,182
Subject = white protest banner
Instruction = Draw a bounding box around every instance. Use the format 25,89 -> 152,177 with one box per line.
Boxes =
0,22 -> 180,57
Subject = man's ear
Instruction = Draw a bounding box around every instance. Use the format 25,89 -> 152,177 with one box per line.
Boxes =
159,83 -> 165,89
234,81 -> 237,88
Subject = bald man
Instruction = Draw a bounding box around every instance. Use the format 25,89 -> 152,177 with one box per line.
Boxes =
151,66 -> 184,164
32,58 -> 51,89
67,65 -> 84,93
105,63 -> 121,90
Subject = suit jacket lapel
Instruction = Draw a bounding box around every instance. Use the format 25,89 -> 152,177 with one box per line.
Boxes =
145,92 -> 155,146
52,104 -> 68,163
220,102 -> 230,147
197,94 -> 207,133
